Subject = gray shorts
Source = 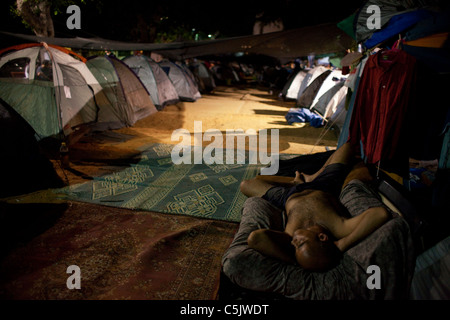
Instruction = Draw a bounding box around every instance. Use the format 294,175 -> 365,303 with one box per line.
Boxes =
262,163 -> 351,210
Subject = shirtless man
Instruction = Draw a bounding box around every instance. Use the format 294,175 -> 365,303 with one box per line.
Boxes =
239,142 -> 390,271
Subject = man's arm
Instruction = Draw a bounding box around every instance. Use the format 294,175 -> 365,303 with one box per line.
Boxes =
254,171 -> 303,187
334,206 -> 390,252
247,229 -> 296,264
240,171 -> 303,198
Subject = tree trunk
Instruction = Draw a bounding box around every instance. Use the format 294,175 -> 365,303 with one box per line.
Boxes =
16,0 -> 55,37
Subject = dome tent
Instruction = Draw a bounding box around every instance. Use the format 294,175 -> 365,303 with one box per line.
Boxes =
123,54 -> 179,110
86,55 -> 158,126
281,69 -> 307,101
158,59 -> 201,102
0,43 -> 115,139
189,60 -> 216,94
0,98 -> 64,197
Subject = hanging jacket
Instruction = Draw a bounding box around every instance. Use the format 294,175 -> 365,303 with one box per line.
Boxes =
348,49 -> 417,164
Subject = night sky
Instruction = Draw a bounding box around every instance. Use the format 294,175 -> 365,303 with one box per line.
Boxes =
0,0 -> 364,42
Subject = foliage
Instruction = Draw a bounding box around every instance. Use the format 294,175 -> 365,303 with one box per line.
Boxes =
12,0 -> 100,37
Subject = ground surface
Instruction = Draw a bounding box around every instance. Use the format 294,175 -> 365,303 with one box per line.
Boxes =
5,85 -> 339,205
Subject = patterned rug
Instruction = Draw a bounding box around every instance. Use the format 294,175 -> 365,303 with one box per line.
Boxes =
0,201 -> 238,300
61,143 -> 266,222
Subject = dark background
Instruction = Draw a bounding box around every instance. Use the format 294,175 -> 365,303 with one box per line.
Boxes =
0,0 -> 364,42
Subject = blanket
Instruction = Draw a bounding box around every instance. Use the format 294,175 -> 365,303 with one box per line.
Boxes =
285,108 -> 324,127
0,201 -> 238,300
222,184 -> 416,300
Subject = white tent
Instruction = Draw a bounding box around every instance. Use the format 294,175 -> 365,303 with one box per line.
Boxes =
281,70 -> 307,100
329,96 -> 348,132
296,66 -> 330,100
311,81 -> 348,130
309,69 -> 347,111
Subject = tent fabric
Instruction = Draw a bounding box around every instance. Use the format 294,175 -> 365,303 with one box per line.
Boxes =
363,9 -> 431,49
107,56 -> 158,124
0,42 -> 86,62
159,60 -> 201,102
283,67 -> 349,130
354,0 -> 421,43
281,70 -> 307,100
337,13 -> 357,39
404,7 -> 450,41
401,8 -> 450,73
154,23 -> 354,63
86,56 -> 135,129
177,62 -> 201,93
296,66 -> 329,101
296,69 -> 332,108
328,96 -> 348,132
87,55 -> 158,126
1,23 -> 354,63
404,32 -> 449,48
337,56 -> 369,148
439,122 -> 450,170
0,80 -> 59,138
0,98 -> 64,197
0,44 -> 106,138
311,81 -> 347,118
280,70 -> 297,99
410,235 -> 450,299
123,55 -> 179,110
309,69 -> 346,110
189,60 -> 216,93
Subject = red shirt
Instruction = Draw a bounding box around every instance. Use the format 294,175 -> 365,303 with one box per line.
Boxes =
348,49 -> 417,164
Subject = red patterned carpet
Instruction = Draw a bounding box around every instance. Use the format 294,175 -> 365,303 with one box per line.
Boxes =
0,201 -> 238,300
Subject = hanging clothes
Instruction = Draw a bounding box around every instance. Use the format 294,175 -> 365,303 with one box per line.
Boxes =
347,49 -> 417,165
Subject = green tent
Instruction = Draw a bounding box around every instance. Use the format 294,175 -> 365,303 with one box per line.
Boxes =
0,43 -> 109,138
86,55 -> 158,127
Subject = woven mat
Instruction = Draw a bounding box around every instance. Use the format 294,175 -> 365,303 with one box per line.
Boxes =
62,143 -> 266,222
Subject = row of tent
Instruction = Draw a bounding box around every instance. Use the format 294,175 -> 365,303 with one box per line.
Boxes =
0,43 -> 217,140
281,65 -> 348,132
280,0 -> 450,138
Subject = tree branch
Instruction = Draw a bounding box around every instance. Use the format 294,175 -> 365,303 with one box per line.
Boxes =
16,0 -> 55,37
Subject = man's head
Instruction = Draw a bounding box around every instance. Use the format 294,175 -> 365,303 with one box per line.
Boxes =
291,225 -> 342,272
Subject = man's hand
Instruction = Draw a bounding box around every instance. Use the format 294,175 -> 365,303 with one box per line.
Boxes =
293,171 -> 305,185
248,229 -> 296,264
